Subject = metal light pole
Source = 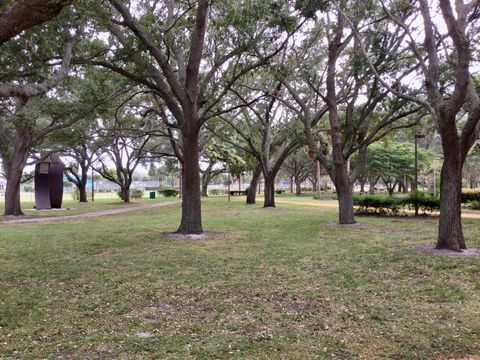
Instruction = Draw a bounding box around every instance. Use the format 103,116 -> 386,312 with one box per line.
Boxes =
414,133 -> 425,192
414,133 -> 425,216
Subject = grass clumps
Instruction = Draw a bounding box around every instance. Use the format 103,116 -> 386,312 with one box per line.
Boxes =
0,197 -> 479,359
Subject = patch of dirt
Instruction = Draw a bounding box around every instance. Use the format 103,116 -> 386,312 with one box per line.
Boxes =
416,245 -> 480,256
328,221 -> 373,228
163,231 -> 225,241
105,202 -> 142,206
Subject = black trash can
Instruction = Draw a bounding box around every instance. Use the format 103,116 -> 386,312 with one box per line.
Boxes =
149,191 -> 156,199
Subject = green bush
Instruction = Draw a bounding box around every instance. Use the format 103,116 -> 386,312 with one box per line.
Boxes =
159,189 -> 179,197
117,189 -> 143,200
208,189 -> 226,196
353,195 -> 400,215
400,191 -> 439,213
353,191 -> 439,216
461,190 -> 480,203
131,189 -> 144,199
469,200 -> 480,210
71,189 -> 80,200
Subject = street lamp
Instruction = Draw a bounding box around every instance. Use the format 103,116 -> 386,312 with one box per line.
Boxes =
414,133 -> 425,192
414,133 -> 425,216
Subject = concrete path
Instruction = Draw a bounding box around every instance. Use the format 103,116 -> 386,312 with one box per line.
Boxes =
0,201 -> 177,224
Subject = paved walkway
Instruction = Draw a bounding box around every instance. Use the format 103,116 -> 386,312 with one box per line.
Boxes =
0,201 -> 177,224
275,199 -> 480,219
3,199 -> 479,224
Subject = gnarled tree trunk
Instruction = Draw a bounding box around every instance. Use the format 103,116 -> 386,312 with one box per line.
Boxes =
295,177 -> 302,196
201,183 -> 208,197
177,118 -> 202,234
4,163 -> 25,216
246,165 -> 261,205
121,187 -> 130,203
3,134 -> 31,215
201,163 -> 214,197
78,182 -> 88,202
436,142 -> 465,250
335,177 -> 355,224
263,176 -> 275,208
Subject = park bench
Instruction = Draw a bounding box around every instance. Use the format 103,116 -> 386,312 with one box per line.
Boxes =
275,190 -> 286,194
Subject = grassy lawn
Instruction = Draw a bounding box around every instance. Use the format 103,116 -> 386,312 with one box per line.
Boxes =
0,198 -> 479,359
0,192 -> 175,220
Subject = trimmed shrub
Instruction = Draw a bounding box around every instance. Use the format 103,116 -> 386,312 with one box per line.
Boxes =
353,195 -> 400,215
131,189 -> 144,199
462,190 -> 480,203
159,189 -> 179,197
469,200 -> 480,210
400,191 -> 439,213
71,189 -> 80,200
353,191 -> 439,216
208,189 -> 227,196
117,189 -> 143,200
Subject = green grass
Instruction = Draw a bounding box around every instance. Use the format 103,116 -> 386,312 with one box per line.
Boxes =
0,193 -> 174,220
1,198 -> 479,359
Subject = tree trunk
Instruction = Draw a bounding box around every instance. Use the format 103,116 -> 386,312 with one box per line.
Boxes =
359,179 -> 366,193
290,176 -> 294,193
335,184 -> 355,224
397,181 -> 403,193
263,176 -> 275,208
3,136 -> 31,216
403,177 -> 409,193
295,177 -> 302,196
246,165 -> 261,205
78,183 -> 88,202
315,160 -> 321,199
238,174 -> 241,192
387,184 -> 395,197
200,164 -> 212,197
368,176 -> 378,194
436,150 -> 465,250
122,187 -> 130,203
177,120 -> 203,234
201,183 -> 208,197
335,179 -> 355,224
78,167 -> 88,202
4,165 -> 24,216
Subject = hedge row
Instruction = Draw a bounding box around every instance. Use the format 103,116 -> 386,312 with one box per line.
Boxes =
461,190 -> 480,203
353,191 -> 440,215
158,189 -> 179,197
